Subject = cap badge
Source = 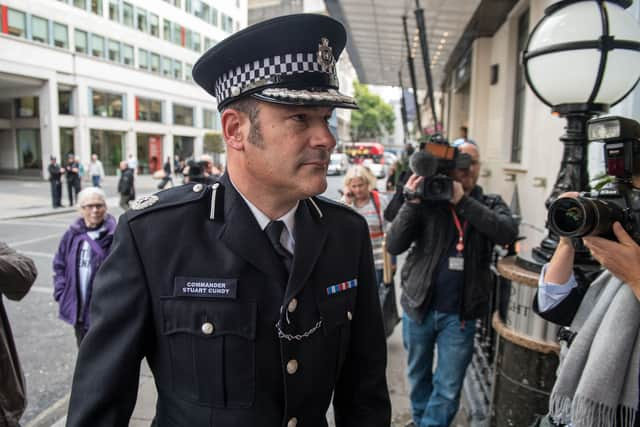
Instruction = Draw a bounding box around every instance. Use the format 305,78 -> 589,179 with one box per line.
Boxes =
131,194 -> 159,210
317,37 -> 336,74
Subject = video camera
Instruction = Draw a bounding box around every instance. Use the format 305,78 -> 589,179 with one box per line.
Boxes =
407,133 -> 472,201
548,116 -> 640,242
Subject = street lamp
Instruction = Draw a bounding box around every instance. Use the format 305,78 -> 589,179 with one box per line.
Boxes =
521,0 -> 640,265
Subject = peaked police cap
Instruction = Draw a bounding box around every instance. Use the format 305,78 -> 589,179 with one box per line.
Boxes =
192,14 -> 357,111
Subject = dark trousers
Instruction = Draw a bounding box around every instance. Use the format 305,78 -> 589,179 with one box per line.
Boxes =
74,324 -> 87,348
50,180 -> 62,207
67,179 -> 81,206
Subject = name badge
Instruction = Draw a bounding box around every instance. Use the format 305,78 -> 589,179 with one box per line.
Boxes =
448,257 -> 464,271
174,276 -> 238,299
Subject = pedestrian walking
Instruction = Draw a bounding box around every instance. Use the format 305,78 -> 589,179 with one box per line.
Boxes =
127,154 -> 138,175
117,161 -> 135,211
386,141 -> 518,427
65,154 -> 81,206
52,187 -> 116,347
67,14 -> 391,427
48,156 -> 64,208
157,156 -> 173,189
88,154 -> 105,187
0,242 -> 37,427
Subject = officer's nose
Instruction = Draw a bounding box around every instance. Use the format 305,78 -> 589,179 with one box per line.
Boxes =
310,122 -> 336,152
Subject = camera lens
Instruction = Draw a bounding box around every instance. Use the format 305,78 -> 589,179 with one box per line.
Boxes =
548,196 -> 625,238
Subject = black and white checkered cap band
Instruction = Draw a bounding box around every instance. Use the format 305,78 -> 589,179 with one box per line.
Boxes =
214,52 -> 335,103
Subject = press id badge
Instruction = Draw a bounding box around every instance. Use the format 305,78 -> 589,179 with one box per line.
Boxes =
448,256 -> 464,271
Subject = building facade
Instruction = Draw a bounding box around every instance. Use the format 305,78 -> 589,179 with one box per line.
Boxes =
0,0 -> 247,178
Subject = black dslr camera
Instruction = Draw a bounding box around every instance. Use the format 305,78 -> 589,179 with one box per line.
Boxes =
548,116 -> 640,242
407,134 -> 472,201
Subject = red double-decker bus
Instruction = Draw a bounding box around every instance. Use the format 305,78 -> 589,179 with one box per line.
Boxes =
342,142 -> 385,164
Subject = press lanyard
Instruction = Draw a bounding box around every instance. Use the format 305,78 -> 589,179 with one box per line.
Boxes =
450,206 -> 467,255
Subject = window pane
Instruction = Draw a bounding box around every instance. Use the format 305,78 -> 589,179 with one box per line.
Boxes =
184,63 -> 193,82
16,129 -> 42,170
91,34 -> 105,58
122,44 -> 134,65
108,40 -> 120,62
74,30 -> 88,53
74,0 -> 87,9
163,19 -> 171,41
138,48 -> 148,70
136,8 -> 148,32
173,104 -> 193,126
7,9 -> 26,38
191,31 -> 200,52
150,53 -> 160,73
91,0 -> 102,15
211,7 -> 218,26
162,57 -> 172,77
15,97 -> 39,118
173,60 -> 182,79
92,91 -> 122,118
108,0 -> 119,21
59,90 -> 72,115
203,109 -> 214,128
31,15 -> 49,44
149,13 -> 159,37
172,25 -> 181,45
53,23 -> 68,49
108,93 -> 123,118
123,2 -> 134,27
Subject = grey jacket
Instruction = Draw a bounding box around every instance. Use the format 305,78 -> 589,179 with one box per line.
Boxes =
386,186 -> 518,321
0,242 -> 37,427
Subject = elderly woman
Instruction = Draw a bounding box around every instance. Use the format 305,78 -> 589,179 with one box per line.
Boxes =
53,187 -> 116,346
341,165 -> 387,283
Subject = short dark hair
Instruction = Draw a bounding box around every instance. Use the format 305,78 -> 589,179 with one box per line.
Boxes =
224,97 -> 262,146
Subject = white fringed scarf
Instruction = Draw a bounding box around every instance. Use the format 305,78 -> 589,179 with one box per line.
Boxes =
549,272 -> 640,427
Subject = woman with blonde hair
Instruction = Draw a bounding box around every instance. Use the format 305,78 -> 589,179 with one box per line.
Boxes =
341,165 -> 386,283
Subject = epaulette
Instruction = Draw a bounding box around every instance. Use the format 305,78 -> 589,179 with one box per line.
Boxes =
126,183 -> 210,221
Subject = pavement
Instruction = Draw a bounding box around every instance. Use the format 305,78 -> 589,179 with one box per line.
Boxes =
0,174 -> 468,427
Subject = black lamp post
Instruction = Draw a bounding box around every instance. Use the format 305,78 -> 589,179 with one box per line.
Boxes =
519,0 -> 640,267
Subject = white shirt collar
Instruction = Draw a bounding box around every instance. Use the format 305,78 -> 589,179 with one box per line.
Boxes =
228,177 -> 298,250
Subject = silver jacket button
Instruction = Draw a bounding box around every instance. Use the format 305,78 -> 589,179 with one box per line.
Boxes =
287,417 -> 298,427
347,311 -> 353,321
287,298 -> 298,313
201,322 -> 214,335
193,183 -> 203,192
286,359 -> 298,375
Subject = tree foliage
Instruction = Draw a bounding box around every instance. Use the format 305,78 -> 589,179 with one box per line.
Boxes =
350,82 -> 395,141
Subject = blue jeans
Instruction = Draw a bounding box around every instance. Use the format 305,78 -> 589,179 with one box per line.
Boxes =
91,175 -> 101,187
403,310 -> 476,427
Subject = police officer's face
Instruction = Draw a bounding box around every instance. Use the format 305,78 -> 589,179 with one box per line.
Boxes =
243,103 -> 336,199
450,143 -> 480,193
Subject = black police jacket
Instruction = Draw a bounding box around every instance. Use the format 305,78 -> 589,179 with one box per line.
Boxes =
386,186 -> 518,321
67,174 -> 391,427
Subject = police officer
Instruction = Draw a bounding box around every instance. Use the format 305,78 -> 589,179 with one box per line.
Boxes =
67,14 -> 391,427
47,156 -> 64,208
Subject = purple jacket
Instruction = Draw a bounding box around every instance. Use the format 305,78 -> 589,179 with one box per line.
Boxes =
52,214 -> 116,328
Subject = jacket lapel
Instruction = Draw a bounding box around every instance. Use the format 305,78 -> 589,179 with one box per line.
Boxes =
285,200 -> 327,300
216,174 -> 288,284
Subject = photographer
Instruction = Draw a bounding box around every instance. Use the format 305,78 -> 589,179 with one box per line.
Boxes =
535,193 -> 640,427
386,141 -> 518,427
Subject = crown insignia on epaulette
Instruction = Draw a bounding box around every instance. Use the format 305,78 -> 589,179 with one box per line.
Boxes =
131,195 -> 159,210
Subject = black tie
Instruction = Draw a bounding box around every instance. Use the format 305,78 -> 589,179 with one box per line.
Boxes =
265,220 -> 293,276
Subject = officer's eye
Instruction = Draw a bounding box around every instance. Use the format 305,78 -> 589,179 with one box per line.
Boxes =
324,115 -> 331,123
291,114 -> 307,122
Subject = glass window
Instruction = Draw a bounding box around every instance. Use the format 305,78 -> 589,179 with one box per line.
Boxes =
203,109 -> 216,129
204,37 -> 217,50
7,9 -> 26,38
91,34 -> 105,58
210,7 -> 218,27
59,90 -> 73,115
74,29 -> 88,54
53,22 -> 69,49
122,2 -> 134,27
138,48 -> 148,70
173,60 -> 182,79
199,3 -> 210,22
31,15 -> 49,44
511,10 -> 530,164
16,129 -> 42,170
185,0 -> 193,13
173,104 -> 193,126
162,57 -> 172,77
92,90 -> 123,118
108,0 -> 119,21
150,53 -> 160,73
108,39 -> 120,62
191,30 -> 200,52
172,24 -> 182,45
91,0 -> 102,15
15,97 -> 39,118
74,0 -> 87,9
163,19 -> 171,41
122,44 -> 134,66
185,63 -> 193,82
136,7 -> 148,32
137,97 -> 162,122
149,13 -> 159,37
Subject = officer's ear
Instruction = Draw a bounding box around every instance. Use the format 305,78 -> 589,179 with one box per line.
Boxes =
222,108 -> 246,151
